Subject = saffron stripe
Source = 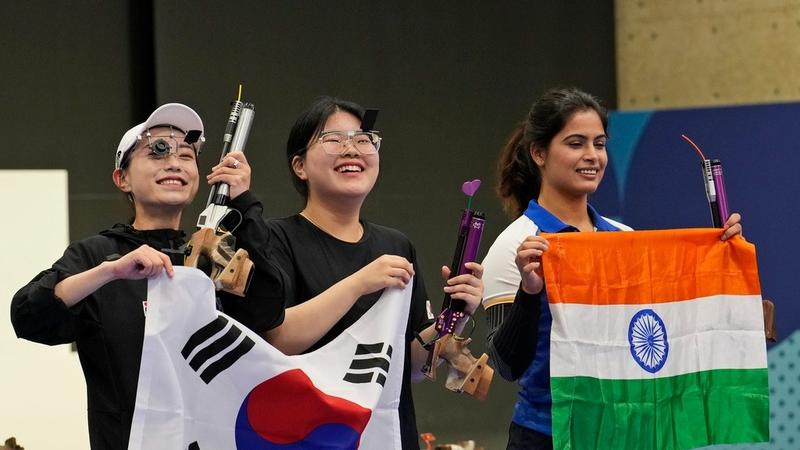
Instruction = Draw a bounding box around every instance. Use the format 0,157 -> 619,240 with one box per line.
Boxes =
541,229 -> 761,304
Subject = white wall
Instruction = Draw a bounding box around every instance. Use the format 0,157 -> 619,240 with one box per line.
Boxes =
0,170 -> 88,448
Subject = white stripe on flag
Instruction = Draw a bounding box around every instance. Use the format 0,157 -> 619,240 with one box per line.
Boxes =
550,294 -> 767,379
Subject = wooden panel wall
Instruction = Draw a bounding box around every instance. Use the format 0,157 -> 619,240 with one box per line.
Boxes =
616,0 -> 800,109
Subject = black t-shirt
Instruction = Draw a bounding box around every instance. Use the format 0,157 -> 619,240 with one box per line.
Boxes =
230,192 -> 433,449
266,214 -> 430,350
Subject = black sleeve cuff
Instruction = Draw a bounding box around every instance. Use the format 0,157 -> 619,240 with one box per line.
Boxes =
511,287 -> 541,312
228,190 -> 260,212
10,270 -> 76,344
487,287 -> 542,380
23,270 -> 73,318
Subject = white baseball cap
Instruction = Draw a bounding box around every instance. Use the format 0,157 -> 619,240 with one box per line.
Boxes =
115,103 -> 204,169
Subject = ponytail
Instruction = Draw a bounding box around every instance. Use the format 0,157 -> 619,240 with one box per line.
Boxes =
496,122 -> 541,217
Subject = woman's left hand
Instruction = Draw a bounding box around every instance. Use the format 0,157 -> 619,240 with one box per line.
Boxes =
441,262 -> 484,315
720,212 -> 743,241
206,151 -> 251,200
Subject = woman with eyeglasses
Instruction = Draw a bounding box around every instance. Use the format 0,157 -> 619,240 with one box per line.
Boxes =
207,96 -> 484,449
10,104 -> 286,450
480,88 -> 742,449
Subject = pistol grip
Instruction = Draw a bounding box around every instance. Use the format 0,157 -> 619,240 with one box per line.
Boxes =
217,248 -> 254,297
185,228 -> 254,297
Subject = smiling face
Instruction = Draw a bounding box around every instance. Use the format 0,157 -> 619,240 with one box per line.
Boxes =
291,110 -> 379,205
113,126 -> 199,213
532,109 -> 608,199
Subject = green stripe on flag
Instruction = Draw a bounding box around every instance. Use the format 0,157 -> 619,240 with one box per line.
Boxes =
551,368 -> 769,450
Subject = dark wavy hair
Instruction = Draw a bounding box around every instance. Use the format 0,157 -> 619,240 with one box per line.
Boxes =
496,87 -> 608,216
285,96 -> 365,200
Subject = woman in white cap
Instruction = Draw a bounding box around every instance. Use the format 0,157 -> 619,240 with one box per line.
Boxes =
10,104 -> 286,450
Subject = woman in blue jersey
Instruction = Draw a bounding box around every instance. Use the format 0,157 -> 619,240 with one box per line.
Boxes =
480,87 -> 742,449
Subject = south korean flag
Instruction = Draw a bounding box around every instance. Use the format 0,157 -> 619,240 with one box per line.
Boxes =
128,267 -> 412,450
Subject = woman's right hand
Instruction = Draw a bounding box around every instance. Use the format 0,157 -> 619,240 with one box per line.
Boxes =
515,235 -> 549,294
206,151 -> 251,200
52,244 -> 175,307
352,254 -> 415,295
108,244 -> 174,280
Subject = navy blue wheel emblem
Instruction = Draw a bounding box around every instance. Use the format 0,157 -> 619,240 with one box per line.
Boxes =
628,309 -> 669,373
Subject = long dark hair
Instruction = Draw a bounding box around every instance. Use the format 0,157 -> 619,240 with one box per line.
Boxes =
496,87 -> 608,216
286,96 -> 365,200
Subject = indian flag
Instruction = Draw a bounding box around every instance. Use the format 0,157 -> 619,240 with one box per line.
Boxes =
542,229 -> 769,450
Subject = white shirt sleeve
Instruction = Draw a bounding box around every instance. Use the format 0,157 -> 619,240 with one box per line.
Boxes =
604,216 -> 633,231
481,215 -> 539,308
482,214 -> 629,309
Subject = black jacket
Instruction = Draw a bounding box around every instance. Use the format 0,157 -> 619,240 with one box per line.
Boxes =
10,223 -> 286,449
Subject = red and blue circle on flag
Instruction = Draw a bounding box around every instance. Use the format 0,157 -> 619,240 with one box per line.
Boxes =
235,369 -> 372,449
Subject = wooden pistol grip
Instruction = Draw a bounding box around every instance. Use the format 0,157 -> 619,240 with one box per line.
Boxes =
185,228 -> 254,297
440,337 -> 494,400
456,353 -> 493,401
185,228 -> 218,268
425,334 -> 451,380
218,248 -> 254,297
763,299 -> 777,342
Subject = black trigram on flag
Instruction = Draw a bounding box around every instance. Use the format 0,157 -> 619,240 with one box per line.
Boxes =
181,315 -> 255,384
343,342 -> 393,386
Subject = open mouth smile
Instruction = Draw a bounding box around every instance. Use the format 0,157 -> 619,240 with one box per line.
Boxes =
334,163 -> 364,173
157,176 -> 187,186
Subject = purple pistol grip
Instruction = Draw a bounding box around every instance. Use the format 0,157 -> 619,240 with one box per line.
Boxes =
711,160 -> 730,226
436,210 -> 485,335
458,215 -> 485,275
449,213 -> 485,315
